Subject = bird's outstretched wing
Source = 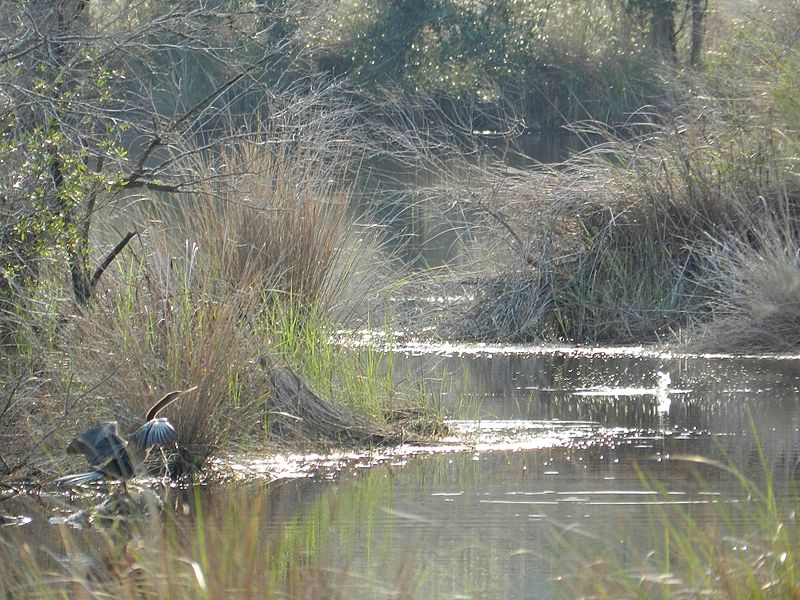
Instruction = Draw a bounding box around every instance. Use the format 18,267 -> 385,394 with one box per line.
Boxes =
66,422 -> 128,469
129,418 -> 177,450
56,470 -> 105,487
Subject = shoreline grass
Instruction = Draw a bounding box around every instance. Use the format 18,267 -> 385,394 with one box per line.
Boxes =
0,131 -> 440,484
560,451 -> 800,599
397,76 -> 800,349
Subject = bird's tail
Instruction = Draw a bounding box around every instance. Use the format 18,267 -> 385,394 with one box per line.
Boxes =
56,470 -> 105,487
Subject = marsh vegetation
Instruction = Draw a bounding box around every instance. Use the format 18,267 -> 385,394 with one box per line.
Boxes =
1,0 -> 800,597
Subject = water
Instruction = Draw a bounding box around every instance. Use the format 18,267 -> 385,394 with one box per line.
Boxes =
8,345 -> 799,597
226,345 -> 800,597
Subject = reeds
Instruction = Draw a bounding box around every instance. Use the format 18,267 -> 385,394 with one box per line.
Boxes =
422,94 -> 800,347
0,125 -> 417,479
560,451 -> 800,599
689,203 -> 800,353
0,480 -> 426,599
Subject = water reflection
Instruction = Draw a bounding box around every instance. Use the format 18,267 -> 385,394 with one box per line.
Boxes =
389,347 -> 800,478
198,441 -> 760,598
178,349 -> 800,597
4,347 -> 800,598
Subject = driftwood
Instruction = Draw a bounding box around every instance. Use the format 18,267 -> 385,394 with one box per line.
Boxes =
265,364 -> 405,445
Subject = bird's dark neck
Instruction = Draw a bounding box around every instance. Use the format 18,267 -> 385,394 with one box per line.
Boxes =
144,386 -> 196,421
146,391 -> 182,422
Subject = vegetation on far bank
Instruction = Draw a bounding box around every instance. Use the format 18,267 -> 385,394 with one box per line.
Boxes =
1,0 -> 799,485
385,2 -> 800,353
421,99 -> 800,349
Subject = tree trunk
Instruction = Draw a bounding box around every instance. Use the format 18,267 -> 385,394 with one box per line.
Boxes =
650,0 -> 677,59
52,0 -> 94,306
690,0 -> 708,66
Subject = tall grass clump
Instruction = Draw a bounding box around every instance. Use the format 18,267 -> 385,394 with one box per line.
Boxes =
689,204 -> 800,353
420,96 -> 799,345
549,109 -> 798,345
187,142 -> 351,312
48,231 -> 266,471
184,143 -> 425,428
560,453 -> 800,599
17,128 -> 408,479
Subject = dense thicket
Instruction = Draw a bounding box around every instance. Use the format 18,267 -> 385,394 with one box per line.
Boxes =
312,0 -> 707,125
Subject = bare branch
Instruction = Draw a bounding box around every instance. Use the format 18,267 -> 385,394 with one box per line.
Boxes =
90,231 -> 137,290
121,178 -> 185,193
0,32 -> 42,62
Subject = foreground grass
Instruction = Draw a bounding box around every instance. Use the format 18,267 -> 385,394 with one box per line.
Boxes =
0,474 -> 431,598
1,448 -> 797,599
560,455 -> 800,599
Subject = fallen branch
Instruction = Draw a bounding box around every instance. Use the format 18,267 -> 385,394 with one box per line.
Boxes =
265,363 -> 406,445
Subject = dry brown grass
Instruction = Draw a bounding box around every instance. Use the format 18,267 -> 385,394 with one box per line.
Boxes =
44,230 -> 266,472
411,98 -> 800,346
688,205 -> 800,353
187,142 -> 350,308
10,134 -> 400,480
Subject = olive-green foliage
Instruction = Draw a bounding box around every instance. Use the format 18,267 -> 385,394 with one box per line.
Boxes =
0,0 -> 311,318
706,1 -> 800,133
1,1 -> 129,308
0,61 -> 126,311
310,0 -> 663,125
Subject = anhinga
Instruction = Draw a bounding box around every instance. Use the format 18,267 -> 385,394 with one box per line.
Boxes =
57,386 -> 197,487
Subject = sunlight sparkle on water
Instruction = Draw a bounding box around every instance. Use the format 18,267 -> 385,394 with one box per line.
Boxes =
208,419 -> 656,483
334,331 -> 800,361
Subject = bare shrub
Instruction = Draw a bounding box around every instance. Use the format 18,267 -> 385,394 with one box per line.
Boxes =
688,203 -> 800,353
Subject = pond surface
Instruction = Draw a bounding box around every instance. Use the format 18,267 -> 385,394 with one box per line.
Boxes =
7,345 -> 800,598
236,345 -> 799,598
